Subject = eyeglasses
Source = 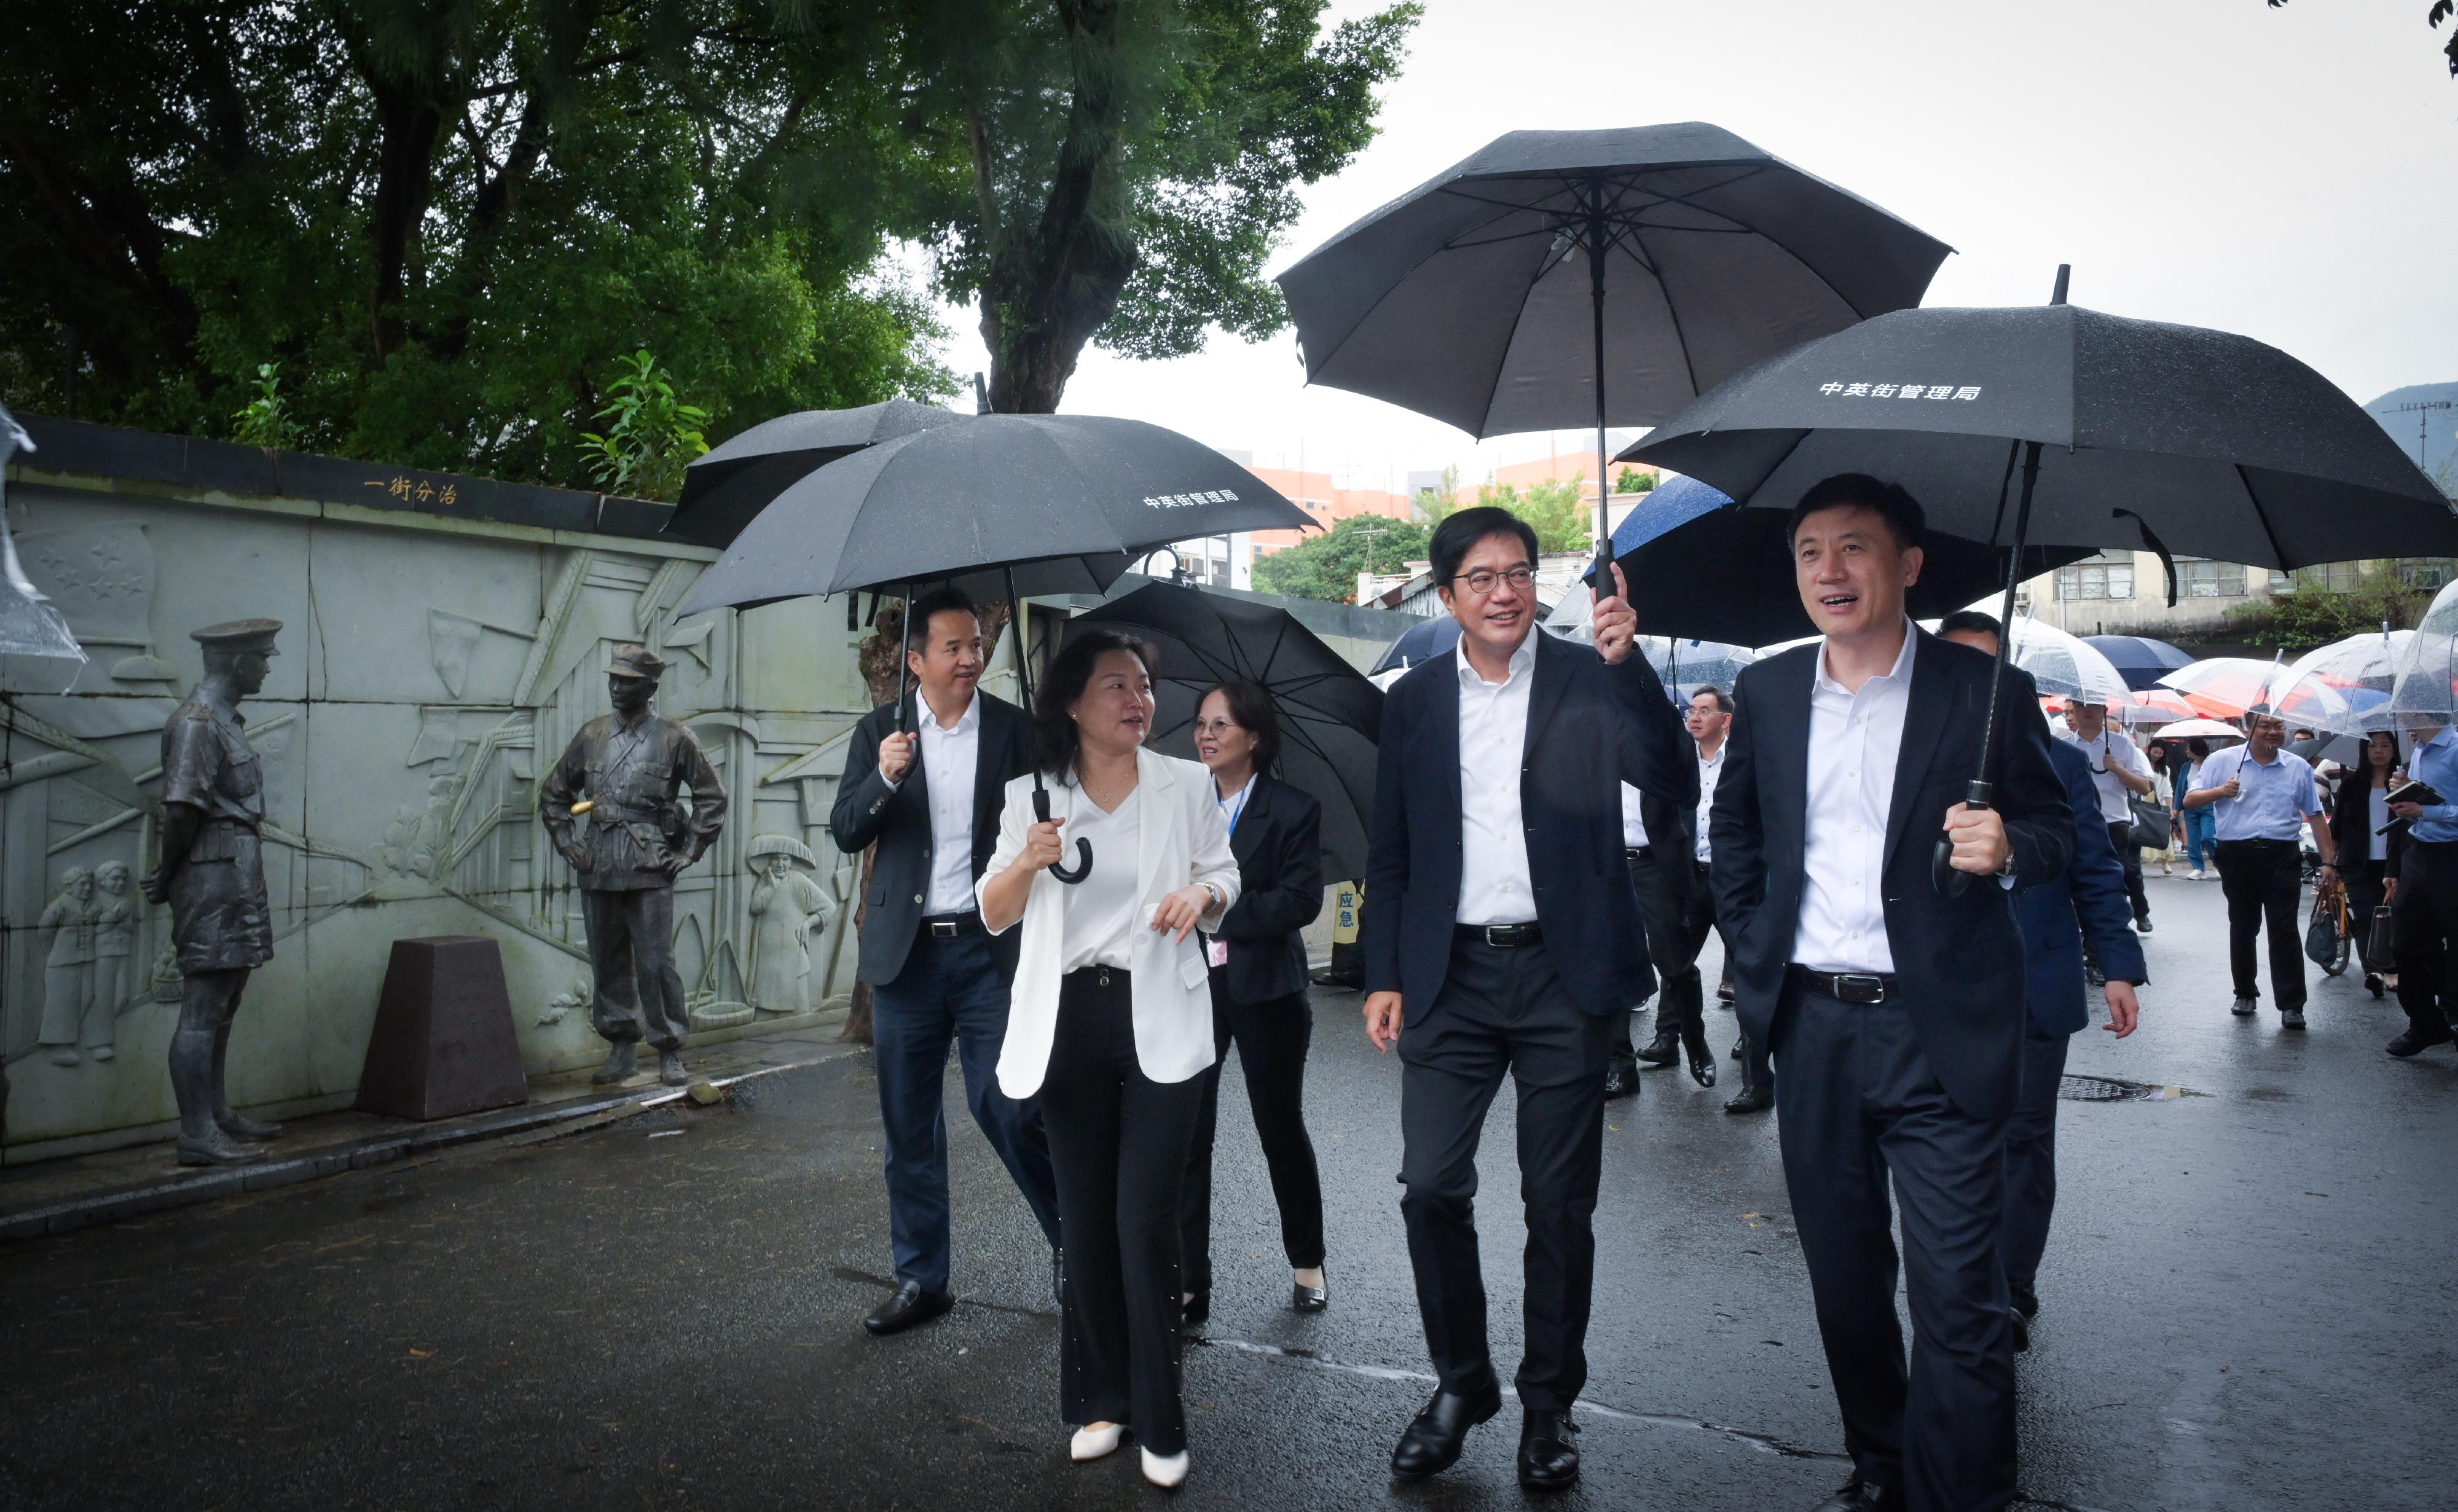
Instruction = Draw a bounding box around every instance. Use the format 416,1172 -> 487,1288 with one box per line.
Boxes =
1192,718 -> 1244,737
1449,565 -> 1537,597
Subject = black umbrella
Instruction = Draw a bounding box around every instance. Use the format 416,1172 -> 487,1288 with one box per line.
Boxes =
1067,582 -> 1384,881
1623,267 -> 2458,887
1595,493 -> 2091,646
1276,122 -> 1950,582
666,399 -> 960,548
676,413 -> 1315,882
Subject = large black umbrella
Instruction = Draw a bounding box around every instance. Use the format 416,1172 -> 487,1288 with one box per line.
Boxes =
1622,270 -> 2458,886
676,413 -> 1315,881
666,399 -> 960,548
1067,582 -> 1383,881
1276,122 -> 1950,578
1597,492 -> 2091,646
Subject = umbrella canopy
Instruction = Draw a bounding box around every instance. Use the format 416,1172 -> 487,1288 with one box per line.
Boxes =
1996,617 -> 2134,707
667,399 -> 962,548
2084,633 -> 2194,691
677,415 -> 1314,615
2390,576 -> 2458,725
2116,686 -> 2198,726
1368,616 -> 1463,675
1648,637 -> 1759,702
2152,718 -> 2246,740
1620,302 -> 2457,570
1276,123 -> 1949,439
2157,657 -> 2288,719
1067,583 -> 1383,882
2270,630 -> 2412,737
1596,496 -> 2087,645
2287,732 -> 2366,768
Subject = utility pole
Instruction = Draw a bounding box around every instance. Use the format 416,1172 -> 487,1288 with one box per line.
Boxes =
2387,399 -> 2456,472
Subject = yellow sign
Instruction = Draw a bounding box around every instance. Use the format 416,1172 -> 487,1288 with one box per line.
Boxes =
1331,881 -> 1362,944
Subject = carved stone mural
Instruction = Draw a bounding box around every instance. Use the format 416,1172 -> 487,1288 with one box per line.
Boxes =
0,419 -> 890,1161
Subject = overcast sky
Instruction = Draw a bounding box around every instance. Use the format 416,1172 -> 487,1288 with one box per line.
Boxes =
925,0 -> 2456,490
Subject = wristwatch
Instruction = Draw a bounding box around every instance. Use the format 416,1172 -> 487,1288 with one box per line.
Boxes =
1200,881 -> 1226,911
1994,851 -> 2017,881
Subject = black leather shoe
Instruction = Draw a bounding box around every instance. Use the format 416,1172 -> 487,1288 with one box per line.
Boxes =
1634,1029 -> 1680,1067
1603,1057 -> 1639,1100
2281,1007 -> 2307,1030
1388,1385 -> 1501,1479
2009,1280 -> 2039,1320
1181,1290 -> 1210,1330
2134,915 -> 2153,934
1717,976 -> 1735,1003
1292,1273 -> 1327,1313
1809,1476 -> 1902,1511
863,1281 -> 953,1336
2230,997 -> 2258,1017
2366,972 -> 2385,999
1724,1083 -> 1773,1115
2386,1026 -> 2454,1057
1517,1408 -> 1580,1490
1680,1026 -> 1717,1087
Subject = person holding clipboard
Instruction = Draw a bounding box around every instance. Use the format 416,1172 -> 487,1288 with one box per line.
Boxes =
2385,720 -> 2458,1058
2180,711 -> 2338,1028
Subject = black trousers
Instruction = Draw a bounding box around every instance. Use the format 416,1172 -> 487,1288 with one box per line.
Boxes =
1627,848 -> 1713,1038
2343,856 -> 2392,978
1180,979 -> 1326,1293
1040,967 -> 1205,1454
2107,820 -> 2149,923
1399,936 -> 1609,1412
2392,839 -> 2458,1036
581,887 -> 688,1049
1998,1017 -> 2070,1295
1776,983 -> 2016,1512
2214,837 -> 2306,1010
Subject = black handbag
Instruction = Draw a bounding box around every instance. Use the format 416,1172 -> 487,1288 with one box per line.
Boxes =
2126,795 -> 2171,853
2367,904 -> 2396,968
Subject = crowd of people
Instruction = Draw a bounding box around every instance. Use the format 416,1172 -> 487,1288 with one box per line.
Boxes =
815,472 -> 2451,1511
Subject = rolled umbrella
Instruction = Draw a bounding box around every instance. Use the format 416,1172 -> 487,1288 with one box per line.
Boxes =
2084,633 -> 2194,692
677,413 -> 1314,883
1278,122 -> 1949,603
666,399 -> 960,548
1066,582 -> 1383,881
1623,268 -> 2456,889
2157,656 -> 2288,720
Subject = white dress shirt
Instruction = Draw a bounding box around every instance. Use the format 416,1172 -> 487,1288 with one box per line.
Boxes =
1694,743 -> 1726,864
896,690 -> 983,915
1058,785 -> 1144,971
2058,725 -> 2149,825
1620,782 -> 1648,850
1793,625 -> 1917,974
1455,637 -> 1539,926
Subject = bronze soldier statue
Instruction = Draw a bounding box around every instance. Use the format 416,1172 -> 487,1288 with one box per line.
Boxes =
540,644 -> 728,1087
141,619 -> 284,1167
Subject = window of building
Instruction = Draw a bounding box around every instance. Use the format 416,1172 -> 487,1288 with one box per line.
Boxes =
2288,561 -> 2366,593
2401,559 -> 2456,590
2055,552 -> 2133,601
2177,558 -> 2246,598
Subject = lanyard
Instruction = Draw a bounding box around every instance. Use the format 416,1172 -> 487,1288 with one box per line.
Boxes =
1219,776 -> 1254,836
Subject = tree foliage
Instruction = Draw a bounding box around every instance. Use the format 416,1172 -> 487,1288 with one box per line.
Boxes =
905,0 -> 1419,412
2224,566 -> 2432,651
0,0 -> 957,493
1475,474 -> 1593,554
1252,512 -> 1427,603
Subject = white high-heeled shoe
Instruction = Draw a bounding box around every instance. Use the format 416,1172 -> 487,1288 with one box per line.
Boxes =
1069,1423 -> 1123,1462
1141,1447 -> 1190,1488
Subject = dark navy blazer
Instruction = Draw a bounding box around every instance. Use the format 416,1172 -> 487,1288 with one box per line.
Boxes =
2019,740 -> 2148,1037
1361,629 -> 1695,1022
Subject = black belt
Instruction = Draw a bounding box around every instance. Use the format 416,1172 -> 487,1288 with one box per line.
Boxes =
920,911 -> 983,939
1789,966 -> 1901,1005
1456,921 -> 1542,949
1627,846 -> 1652,863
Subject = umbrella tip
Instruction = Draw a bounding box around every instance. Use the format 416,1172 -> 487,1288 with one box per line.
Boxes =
2050,265 -> 2070,306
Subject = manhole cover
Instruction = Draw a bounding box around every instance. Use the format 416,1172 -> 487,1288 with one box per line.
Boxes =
2058,1073 -> 2162,1102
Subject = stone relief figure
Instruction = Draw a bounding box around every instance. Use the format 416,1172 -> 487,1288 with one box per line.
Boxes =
538,644 -> 728,1087
140,619 -> 285,1166
87,860 -> 136,1059
537,974 -> 592,1028
745,836 -> 836,1015
37,867 -> 96,1067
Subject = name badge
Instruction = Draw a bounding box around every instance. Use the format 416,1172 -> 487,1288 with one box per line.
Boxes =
1207,938 -> 1228,968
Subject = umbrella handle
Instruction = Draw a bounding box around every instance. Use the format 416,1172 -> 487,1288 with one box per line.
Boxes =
1931,779 -> 1993,898
1033,783 -> 1094,885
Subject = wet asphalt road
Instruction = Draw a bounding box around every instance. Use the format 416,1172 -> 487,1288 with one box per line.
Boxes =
2,873 -> 2454,1512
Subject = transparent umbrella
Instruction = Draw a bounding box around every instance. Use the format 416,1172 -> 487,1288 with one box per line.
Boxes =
1998,616 -> 2132,706
1645,636 -> 1759,702
2156,656 -> 2288,719
2390,577 -> 2458,725
2271,629 -> 2411,737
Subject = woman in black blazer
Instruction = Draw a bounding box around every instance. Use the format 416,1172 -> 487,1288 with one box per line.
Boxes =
2330,730 -> 2406,997
1178,681 -> 1330,1322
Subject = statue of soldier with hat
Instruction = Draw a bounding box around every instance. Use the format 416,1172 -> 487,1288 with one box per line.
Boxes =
141,619 -> 285,1166
540,643 -> 729,1086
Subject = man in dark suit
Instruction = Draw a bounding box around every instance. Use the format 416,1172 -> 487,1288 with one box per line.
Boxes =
830,587 -> 1061,1336
1939,611 -> 2145,1344
1362,507 -> 1694,1491
1712,477 -> 2075,1512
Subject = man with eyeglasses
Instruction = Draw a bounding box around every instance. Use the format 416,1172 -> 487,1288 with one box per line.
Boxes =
1362,506 -> 1695,1491
2181,710 -> 2336,1028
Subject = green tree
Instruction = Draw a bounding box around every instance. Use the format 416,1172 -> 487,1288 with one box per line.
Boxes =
1613,466 -> 1657,493
1252,513 -> 1427,603
1475,474 -> 1593,554
1412,462 -> 1460,525
905,0 -> 1419,413
2224,565 -> 2432,650
0,1 -> 954,493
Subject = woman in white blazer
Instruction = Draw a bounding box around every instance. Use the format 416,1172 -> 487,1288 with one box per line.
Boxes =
978,627 -> 1239,1489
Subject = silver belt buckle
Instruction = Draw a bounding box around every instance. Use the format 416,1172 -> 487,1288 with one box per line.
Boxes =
930,920 -> 959,938
1837,972 -> 1885,1004
1483,924 -> 1517,948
